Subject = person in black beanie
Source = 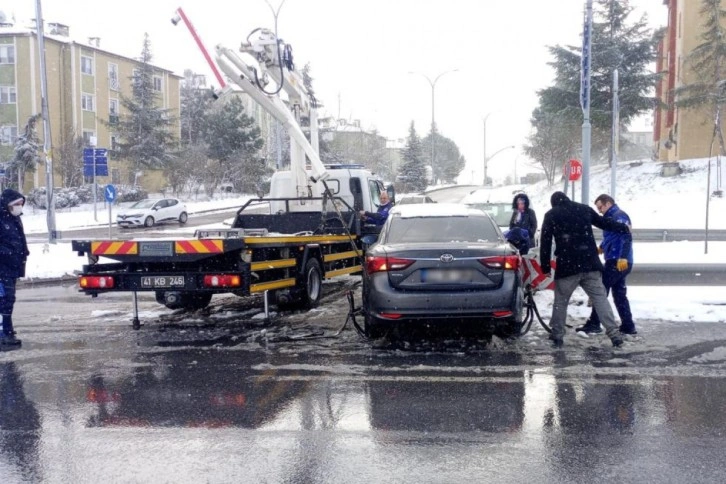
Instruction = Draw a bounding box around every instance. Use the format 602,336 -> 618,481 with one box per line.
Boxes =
539,191 -> 630,349
0,188 -> 30,348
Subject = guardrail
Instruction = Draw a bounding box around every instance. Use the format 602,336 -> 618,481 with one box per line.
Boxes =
627,263 -> 726,286
592,228 -> 726,242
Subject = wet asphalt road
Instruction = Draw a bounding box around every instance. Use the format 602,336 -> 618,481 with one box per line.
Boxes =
3,283 -> 726,483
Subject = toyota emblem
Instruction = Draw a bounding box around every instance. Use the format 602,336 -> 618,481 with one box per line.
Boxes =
440,253 -> 455,263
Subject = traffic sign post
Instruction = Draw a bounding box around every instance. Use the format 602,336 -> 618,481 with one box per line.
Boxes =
84,148 -> 109,221
564,159 -> 583,199
104,184 -> 117,238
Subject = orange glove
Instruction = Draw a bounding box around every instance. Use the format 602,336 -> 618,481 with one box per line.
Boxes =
616,259 -> 628,271
597,246 -> 604,255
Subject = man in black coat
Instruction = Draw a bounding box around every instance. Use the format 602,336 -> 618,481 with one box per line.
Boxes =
0,188 -> 30,348
540,191 -> 630,348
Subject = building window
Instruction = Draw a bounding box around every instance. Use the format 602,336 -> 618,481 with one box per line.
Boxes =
109,98 -> 119,124
0,86 -> 17,104
81,94 -> 95,112
153,76 -> 163,92
81,55 -> 94,75
0,45 -> 15,64
0,126 -> 18,145
108,63 -> 119,91
82,130 -> 96,146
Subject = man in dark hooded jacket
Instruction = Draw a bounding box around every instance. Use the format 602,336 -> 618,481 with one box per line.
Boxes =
509,193 -> 537,248
540,191 -> 630,348
0,188 -> 30,348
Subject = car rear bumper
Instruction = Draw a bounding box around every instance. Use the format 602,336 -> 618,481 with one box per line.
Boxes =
365,272 -> 522,322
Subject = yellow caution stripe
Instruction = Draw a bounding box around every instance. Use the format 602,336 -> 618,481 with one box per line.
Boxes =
250,278 -> 297,293
92,241 -> 138,255
175,239 -> 224,254
251,259 -> 297,271
325,265 -> 362,278
323,250 -> 362,262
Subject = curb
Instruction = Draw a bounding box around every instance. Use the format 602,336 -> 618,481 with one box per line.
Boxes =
17,275 -> 78,288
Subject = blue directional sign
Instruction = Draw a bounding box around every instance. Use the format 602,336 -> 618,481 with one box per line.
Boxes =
104,184 -> 117,202
83,148 -> 109,176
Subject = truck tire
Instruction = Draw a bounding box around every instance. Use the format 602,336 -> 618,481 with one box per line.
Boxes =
182,293 -> 213,310
155,291 -> 212,311
300,258 -> 322,308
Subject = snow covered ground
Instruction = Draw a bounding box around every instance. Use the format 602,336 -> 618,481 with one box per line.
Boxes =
13,157 -> 726,325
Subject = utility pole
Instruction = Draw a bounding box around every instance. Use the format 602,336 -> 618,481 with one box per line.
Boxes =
482,113 -> 491,186
409,69 -> 458,182
580,0 -> 593,204
35,0 -> 56,243
611,68 -> 619,198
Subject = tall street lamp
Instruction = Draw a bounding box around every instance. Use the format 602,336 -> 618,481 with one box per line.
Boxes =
409,69 -> 459,181
483,145 -> 515,186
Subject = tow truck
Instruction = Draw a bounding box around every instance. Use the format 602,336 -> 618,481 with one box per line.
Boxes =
71,10 -> 390,327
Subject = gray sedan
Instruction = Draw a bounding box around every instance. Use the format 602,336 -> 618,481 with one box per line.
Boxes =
362,203 -> 525,339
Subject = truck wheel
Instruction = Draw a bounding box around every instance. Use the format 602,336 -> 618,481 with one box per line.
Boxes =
179,212 -> 188,224
182,293 -> 213,310
144,216 -> 155,227
300,258 -> 322,308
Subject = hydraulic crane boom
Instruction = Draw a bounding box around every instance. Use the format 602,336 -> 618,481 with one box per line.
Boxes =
172,8 -> 329,200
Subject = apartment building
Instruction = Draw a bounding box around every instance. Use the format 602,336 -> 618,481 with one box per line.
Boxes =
655,0 -> 726,163
0,21 -> 181,192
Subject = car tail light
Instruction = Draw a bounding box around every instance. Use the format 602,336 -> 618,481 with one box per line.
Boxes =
379,313 -> 403,320
479,255 -> 520,270
493,310 -> 513,318
203,274 -> 242,287
79,276 -> 115,289
365,256 -> 414,274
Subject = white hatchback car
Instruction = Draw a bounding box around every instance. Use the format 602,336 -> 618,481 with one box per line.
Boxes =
117,198 -> 188,228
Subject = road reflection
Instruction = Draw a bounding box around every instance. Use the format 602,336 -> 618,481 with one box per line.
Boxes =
0,362 -> 42,482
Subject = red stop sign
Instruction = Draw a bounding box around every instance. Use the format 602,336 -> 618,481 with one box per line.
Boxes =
565,159 -> 582,181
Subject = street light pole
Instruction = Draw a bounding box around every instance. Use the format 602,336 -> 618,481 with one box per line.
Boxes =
483,145 -> 516,186
409,69 -> 458,183
482,113 -> 492,185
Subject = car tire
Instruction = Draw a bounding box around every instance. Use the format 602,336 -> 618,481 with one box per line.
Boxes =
144,216 -> 155,228
364,311 -> 387,339
179,212 -> 188,224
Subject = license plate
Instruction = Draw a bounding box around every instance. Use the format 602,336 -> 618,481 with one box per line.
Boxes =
141,276 -> 185,288
421,269 -> 475,283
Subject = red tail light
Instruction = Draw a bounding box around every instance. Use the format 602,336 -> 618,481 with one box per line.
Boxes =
203,274 -> 242,287
479,255 -> 520,271
79,276 -> 115,289
365,256 -> 414,274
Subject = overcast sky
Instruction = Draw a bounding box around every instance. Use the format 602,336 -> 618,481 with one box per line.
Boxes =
4,0 -> 667,183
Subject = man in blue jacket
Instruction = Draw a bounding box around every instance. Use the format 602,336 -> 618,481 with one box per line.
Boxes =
360,192 -> 393,226
0,189 -> 30,348
577,194 -> 637,336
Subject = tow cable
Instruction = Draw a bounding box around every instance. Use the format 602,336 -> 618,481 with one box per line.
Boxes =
518,287 -> 551,336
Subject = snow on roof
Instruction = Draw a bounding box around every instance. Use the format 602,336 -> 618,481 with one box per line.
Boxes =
392,202 -> 484,218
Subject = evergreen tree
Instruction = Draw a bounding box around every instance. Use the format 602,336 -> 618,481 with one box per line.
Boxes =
113,34 -> 177,174
12,113 -> 41,189
203,96 -> 266,194
528,0 -> 659,170
179,70 -> 213,146
422,129 -> 465,183
674,0 -> 726,155
398,121 -> 428,192
56,125 -> 84,187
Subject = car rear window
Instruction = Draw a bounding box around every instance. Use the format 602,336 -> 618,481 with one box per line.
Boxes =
386,216 -> 500,243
